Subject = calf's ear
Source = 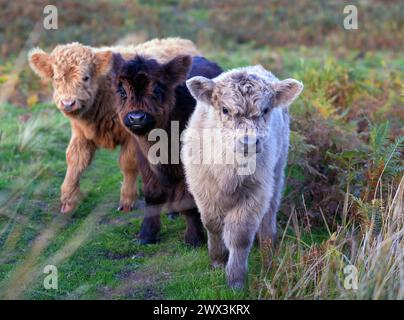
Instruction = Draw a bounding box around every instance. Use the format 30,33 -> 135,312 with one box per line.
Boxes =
111,53 -> 125,77
186,76 -> 215,104
161,55 -> 192,86
272,79 -> 303,107
94,51 -> 113,76
28,48 -> 53,80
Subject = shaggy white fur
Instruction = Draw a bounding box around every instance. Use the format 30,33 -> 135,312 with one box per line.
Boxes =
183,65 -> 303,289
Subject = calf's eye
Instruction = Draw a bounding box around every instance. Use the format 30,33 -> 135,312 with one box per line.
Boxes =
117,82 -> 127,100
83,76 -> 89,82
263,107 -> 269,115
222,107 -> 229,115
153,85 -> 163,101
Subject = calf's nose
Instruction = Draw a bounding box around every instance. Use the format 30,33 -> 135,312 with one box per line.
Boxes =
61,99 -> 76,111
124,111 -> 148,127
238,135 -> 261,154
240,135 -> 258,146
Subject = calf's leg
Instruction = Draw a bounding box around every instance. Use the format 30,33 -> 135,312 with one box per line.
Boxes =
223,209 -> 259,289
258,154 -> 286,249
60,136 -> 96,213
258,210 -> 277,249
182,208 -> 205,247
117,141 -> 138,212
207,230 -> 228,268
138,203 -> 162,244
257,210 -> 276,270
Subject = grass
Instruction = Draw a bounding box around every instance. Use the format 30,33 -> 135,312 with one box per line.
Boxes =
0,0 -> 403,300
0,103 -> 256,299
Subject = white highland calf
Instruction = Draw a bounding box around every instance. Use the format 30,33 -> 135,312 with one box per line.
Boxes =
182,65 -> 303,289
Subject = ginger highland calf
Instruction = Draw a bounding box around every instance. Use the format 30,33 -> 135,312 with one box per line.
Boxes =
28,38 -> 199,213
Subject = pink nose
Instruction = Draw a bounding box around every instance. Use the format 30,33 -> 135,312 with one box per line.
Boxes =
61,99 -> 76,108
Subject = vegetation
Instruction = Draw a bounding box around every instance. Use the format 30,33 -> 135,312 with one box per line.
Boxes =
0,0 -> 403,299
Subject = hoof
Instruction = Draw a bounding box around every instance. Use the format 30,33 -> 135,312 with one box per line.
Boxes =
184,233 -> 205,247
117,204 -> 133,212
211,261 -> 225,269
137,237 -> 158,245
60,202 -> 75,213
228,280 -> 245,290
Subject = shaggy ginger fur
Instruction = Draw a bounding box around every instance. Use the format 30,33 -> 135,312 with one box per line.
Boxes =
183,65 -> 303,288
28,38 -> 200,213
